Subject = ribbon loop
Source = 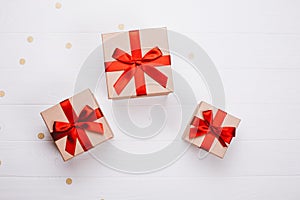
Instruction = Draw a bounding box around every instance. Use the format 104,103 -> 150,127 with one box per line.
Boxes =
112,48 -> 133,64
142,47 -> 162,61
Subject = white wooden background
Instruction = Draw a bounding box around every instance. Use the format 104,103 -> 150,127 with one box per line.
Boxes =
1,0 -> 300,199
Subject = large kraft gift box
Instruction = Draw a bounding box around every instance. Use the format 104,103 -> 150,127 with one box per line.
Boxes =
40,89 -> 113,161
102,27 -> 174,99
183,101 -> 241,158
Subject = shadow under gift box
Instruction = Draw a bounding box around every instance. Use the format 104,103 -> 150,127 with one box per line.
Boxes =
183,101 -> 241,159
40,89 -> 114,161
102,27 -> 174,99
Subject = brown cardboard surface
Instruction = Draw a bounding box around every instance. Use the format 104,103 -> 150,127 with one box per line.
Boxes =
102,27 -> 174,99
183,101 -> 241,158
40,89 -> 113,161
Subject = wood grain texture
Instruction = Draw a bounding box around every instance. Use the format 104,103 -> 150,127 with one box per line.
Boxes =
1,176 -> 299,200
0,140 -> 299,177
0,0 -> 300,199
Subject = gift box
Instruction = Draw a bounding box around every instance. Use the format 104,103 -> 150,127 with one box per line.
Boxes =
183,101 -> 241,158
40,89 -> 113,161
102,27 -> 174,99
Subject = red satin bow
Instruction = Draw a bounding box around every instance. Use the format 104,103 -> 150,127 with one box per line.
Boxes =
105,30 -> 171,96
51,99 -> 104,156
189,110 -> 235,151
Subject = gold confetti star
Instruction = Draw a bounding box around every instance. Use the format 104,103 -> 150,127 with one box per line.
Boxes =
37,133 -> 45,140
118,24 -> 124,30
66,178 -> 72,185
65,42 -> 72,49
19,58 -> 26,65
27,36 -> 34,43
55,2 -> 62,9
0,91 -> 5,97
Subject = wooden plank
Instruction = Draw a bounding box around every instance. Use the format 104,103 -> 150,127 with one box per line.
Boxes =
0,70 -> 300,105
0,0 -> 300,34
1,33 -> 300,70
189,33 -> 300,69
0,69 -> 78,105
0,140 -> 299,177
0,33 -> 100,70
221,69 -> 300,104
0,176 -> 299,200
0,69 -> 299,104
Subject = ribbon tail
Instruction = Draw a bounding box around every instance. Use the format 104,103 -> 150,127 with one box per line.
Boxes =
65,129 -> 78,156
217,137 -> 228,148
134,67 -> 147,96
113,67 -> 136,95
77,128 -> 93,152
142,65 -> 168,88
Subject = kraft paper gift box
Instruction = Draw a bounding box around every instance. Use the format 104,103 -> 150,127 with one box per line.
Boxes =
40,89 -> 113,161
183,101 -> 241,158
102,27 -> 174,99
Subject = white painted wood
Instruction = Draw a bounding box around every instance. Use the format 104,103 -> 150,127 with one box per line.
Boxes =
0,0 -> 300,199
0,69 -> 299,104
1,33 -> 300,70
0,33 -> 100,70
0,0 -> 299,34
0,140 -> 299,177
1,176 -> 299,200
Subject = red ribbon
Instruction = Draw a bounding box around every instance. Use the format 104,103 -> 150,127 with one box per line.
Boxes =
105,30 -> 171,96
189,110 -> 236,151
51,99 -> 104,156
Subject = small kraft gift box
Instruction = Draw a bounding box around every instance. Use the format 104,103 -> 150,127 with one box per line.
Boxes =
183,101 -> 241,158
102,27 -> 174,99
40,89 -> 113,161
